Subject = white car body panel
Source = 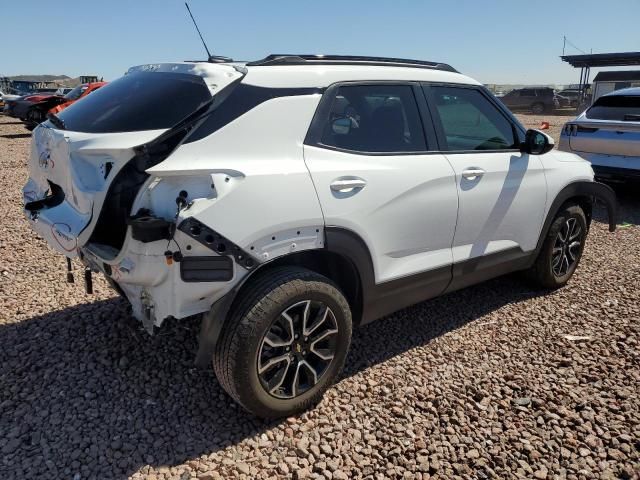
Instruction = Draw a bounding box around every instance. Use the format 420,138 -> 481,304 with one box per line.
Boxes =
444,151 -> 547,262
243,65 -> 480,89
538,150 -> 595,215
149,95 -> 325,252
303,145 -> 458,283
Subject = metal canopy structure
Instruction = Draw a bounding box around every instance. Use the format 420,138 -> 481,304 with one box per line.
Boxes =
560,52 -> 640,105
561,51 -> 640,68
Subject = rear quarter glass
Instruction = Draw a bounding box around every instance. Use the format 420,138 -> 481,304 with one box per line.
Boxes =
55,72 -> 212,133
586,95 -> 640,121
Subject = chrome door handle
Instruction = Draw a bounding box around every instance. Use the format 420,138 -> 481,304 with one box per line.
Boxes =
461,168 -> 486,180
330,178 -> 367,192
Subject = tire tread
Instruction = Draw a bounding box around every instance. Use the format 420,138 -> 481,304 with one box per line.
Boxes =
213,267 -> 351,417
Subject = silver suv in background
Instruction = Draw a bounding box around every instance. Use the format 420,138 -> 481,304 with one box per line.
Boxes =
559,87 -> 640,185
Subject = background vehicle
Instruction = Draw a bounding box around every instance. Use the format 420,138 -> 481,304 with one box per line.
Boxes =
557,89 -> 581,108
19,82 -> 106,130
22,55 -> 616,418
499,87 -> 559,114
559,87 -> 640,185
54,87 -> 73,96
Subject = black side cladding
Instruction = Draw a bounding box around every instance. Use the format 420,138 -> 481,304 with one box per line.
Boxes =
180,256 -> 233,282
126,210 -> 173,243
178,217 -> 255,270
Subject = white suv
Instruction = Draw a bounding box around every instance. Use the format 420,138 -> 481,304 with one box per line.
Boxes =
23,55 -> 617,417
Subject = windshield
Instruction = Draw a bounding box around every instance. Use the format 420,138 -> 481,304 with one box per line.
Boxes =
64,85 -> 87,100
55,71 -> 212,133
586,95 -> 640,121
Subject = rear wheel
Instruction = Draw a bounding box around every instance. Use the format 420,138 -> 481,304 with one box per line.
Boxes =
526,204 -> 587,288
213,267 -> 352,418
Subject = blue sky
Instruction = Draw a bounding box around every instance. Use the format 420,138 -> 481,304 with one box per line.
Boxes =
2,0 -> 639,85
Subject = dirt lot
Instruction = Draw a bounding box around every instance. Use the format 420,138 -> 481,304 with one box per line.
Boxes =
0,114 -> 638,480
515,113 -> 573,146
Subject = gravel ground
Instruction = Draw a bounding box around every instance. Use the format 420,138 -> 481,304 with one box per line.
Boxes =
514,113 -> 573,146
0,114 -> 638,480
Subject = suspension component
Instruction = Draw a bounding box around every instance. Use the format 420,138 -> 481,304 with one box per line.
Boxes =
84,267 -> 93,294
66,257 -> 74,283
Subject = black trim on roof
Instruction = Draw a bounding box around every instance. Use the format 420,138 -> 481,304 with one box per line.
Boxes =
592,70 -> 640,82
247,54 -> 458,73
561,52 -> 640,68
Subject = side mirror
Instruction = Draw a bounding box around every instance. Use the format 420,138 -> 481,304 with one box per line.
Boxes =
522,129 -> 554,155
331,117 -> 351,135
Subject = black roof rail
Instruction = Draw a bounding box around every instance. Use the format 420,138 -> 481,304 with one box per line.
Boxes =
247,54 -> 458,73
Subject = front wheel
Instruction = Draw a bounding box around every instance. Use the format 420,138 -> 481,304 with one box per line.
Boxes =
213,267 -> 352,418
526,204 -> 587,288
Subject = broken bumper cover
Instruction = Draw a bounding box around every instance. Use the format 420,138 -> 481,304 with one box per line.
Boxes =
22,180 -> 239,330
23,178 -> 91,257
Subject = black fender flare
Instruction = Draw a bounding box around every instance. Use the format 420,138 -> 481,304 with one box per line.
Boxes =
194,228 -> 371,367
534,181 -> 617,254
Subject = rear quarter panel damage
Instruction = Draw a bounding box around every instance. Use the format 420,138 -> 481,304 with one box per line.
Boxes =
113,94 -> 326,327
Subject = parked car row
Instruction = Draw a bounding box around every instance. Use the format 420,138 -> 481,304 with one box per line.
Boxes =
497,87 -> 584,114
3,82 -> 106,130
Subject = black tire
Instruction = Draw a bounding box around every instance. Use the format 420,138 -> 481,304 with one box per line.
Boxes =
213,267 -> 352,418
531,102 -> 545,114
526,204 -> 587,289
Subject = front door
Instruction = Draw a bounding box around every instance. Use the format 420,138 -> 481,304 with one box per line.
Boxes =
424,84 -> 547,290
303,83 -> 458,290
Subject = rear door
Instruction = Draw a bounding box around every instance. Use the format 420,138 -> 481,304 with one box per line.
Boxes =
424,84 -> 547,289
303,83 -> 458,286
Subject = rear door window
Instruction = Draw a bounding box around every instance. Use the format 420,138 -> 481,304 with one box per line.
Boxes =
586,95 -> 640,121
319,84 -> 426,153
428,86 -> 518,151
55,71 -> 212,133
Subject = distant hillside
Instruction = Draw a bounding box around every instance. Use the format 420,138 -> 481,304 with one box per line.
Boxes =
8,75 -> 84,87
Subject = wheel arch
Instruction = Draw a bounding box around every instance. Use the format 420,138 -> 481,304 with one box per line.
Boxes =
195,233 -> 368,367
534,180 -> 617,255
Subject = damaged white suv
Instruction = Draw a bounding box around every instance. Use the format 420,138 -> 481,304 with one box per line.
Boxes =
23,55 -> 616,417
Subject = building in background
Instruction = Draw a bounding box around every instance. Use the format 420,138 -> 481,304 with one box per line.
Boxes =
591,70 -> 640,102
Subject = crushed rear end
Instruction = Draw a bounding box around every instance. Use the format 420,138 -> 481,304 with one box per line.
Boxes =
23,63 -> 246,330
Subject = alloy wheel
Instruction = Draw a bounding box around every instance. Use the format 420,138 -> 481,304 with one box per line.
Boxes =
257,300 -> 339,399
551,217 -> 582,277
